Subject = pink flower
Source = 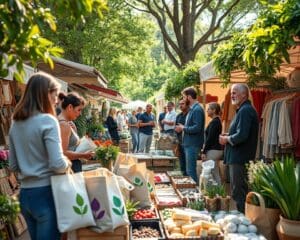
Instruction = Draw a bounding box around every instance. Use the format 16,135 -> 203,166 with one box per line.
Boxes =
0,150 -> 8,161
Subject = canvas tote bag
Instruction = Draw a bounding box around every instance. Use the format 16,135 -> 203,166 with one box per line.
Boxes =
245,191 -> 281,240
124,162 -> 152,208
84,168 -> 129,233
51,171 -> 95,232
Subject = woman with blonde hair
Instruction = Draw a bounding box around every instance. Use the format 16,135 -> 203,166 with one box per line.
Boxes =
106,107 -> 120,145
201,102 -> 223,184
9,72 -> 70,240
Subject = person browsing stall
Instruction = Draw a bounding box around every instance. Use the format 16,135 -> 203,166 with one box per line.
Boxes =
201,102 -> 223,184
219,83 -> 259,213
58,92 -> 94,173
175,87 -> 205,183
9,72 -> 70,240
175,99 -> 189,175
162,101 -> 177,135
138,104 -> 156,153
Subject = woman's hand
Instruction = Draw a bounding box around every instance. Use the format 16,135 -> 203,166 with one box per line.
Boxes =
82,151 -> 95,160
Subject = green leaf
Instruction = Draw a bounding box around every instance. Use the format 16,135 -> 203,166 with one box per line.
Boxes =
112,207 -> 122,216
82,205 -> 88,215
113,196 -> 121,207
73,206 -> 82,215
121,206 -> 125,215
76,194 -> 85,206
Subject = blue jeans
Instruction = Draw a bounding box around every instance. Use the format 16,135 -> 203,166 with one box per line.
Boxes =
20,186 -> 60,240
130,131 -> 138,153
184,145 -> 200,183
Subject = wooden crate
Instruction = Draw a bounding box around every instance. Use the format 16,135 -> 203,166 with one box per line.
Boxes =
152,158 -> 176,167
76,225 -> 129,240
137,158 -> 153,167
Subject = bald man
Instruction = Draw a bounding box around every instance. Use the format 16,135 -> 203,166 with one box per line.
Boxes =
219,84 -> 259,213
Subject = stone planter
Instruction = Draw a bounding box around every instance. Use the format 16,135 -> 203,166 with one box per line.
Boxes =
276,215 -> 300,240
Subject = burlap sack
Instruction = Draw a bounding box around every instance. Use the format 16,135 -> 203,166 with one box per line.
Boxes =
245,191 -> 280,240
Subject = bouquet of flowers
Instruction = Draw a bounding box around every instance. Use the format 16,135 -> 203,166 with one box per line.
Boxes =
95,140 -> 119,170
0,150 -> 9,169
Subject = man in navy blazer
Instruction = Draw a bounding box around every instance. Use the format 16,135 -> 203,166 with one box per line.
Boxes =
175,87 -> 205,183
219,84 -> 259,213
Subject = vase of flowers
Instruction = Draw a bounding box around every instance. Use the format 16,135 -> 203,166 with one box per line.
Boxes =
95,140 -> 119,171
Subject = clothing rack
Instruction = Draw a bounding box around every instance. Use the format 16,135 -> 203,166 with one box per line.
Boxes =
272,87 -> 300,94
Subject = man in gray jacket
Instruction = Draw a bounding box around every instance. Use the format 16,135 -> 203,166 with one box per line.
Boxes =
219,83 -> 259,213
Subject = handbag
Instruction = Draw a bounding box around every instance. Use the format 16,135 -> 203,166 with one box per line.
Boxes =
84,168 -> 129,233
51,171 -> 96,232
245,191 -> 280,240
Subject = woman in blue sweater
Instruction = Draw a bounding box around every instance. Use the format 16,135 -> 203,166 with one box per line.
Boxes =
9,72 -> 70,240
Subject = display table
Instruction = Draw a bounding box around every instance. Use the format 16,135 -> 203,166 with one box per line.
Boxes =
128,153 -> 178,172
76,225 -> 129,240
119,138 -> 131,153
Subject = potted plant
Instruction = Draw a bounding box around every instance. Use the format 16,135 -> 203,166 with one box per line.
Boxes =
0,195 -> 20,240
258,156 -> 300,240
204,184 -> 218,212
246,160 -> 281,240
95,141 -> 119,171
216,184 -> 230,211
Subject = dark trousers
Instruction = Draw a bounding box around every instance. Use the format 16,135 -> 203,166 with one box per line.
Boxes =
229,164 -> 248,213
178,144 -> 187,175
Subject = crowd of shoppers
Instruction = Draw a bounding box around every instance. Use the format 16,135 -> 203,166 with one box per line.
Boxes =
8,74 -> 258,240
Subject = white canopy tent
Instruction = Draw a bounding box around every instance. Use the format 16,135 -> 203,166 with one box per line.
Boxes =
122,100 -> 147,110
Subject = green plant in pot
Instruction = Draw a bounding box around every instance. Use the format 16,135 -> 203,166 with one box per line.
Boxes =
247,160 -> 281,240
95,144 -> 119,171
0,195 -> 20,239
215,184 -> 230,211
258,156 -> 300,240
204,184 -> 219,212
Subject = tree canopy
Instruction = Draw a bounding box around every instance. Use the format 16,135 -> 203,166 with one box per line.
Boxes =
0,0 -> 107,81
213,0 -> 300,86
126,0 -> 258,68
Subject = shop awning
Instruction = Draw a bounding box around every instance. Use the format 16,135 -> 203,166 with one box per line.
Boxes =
70,83 -> 128,104
36,57 -> 108,87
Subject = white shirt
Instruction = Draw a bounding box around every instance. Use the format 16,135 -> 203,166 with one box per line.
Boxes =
164,110 -> 177,131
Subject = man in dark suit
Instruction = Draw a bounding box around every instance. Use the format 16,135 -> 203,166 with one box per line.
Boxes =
219,83 -> 259,213
175,87 -> 205,183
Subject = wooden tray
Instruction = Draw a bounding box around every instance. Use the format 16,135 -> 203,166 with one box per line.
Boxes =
76,225 -> 129,240
176,188 -> 199,207
171,176 -> 197,189
159,211 -> 224,240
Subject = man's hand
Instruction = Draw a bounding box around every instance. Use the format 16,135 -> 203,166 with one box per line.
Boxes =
175,124 -> 184,133
219,134 -> 229,145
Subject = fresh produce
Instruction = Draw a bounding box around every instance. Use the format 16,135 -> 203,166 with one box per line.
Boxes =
155,183 -> 172,189
161,208 -> 173,220
132,209 -> 157,220
178,188 -> 199,199
132,226 -> 160,239
186,199 -> 205,211
154,173 -> 170,183
125,200 -> 140,218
